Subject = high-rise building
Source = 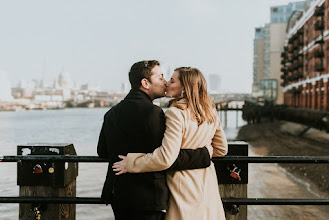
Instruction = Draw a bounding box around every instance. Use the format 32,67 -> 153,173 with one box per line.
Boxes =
252,27 -> 265,98
121,82 -> 130,94
252,1 -> 307,104
270,2 -> 307,23
208,74 -> 221,93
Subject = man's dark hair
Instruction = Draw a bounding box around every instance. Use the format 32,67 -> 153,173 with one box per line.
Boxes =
129,60 -> 160,90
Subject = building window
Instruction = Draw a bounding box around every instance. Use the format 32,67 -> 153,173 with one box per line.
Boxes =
272,17 -> 278,23
280,16 -> 287,22
260,79 -> 277,101
264,72 -> 270,77
272,7 -> 278,13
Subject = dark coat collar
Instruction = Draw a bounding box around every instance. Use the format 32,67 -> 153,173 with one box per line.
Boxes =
125,89 -> 152,102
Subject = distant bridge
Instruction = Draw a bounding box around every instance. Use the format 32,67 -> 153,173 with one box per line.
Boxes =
65,93 -> 253,108
210,93 -> 252,106
209,93 -> 252,127
66,93 -> 127,108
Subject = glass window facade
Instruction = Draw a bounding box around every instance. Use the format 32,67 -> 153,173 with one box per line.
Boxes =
260,79 -> 277,100
255,27 -> 265,39
272,17 -> 279,23
270,2 -> 306,23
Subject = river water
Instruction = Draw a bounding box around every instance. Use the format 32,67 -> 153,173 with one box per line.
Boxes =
0,108 -> 328,219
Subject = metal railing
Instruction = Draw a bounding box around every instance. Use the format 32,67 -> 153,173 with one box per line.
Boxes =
2,155 -> 329,163
1,155 -> 329,205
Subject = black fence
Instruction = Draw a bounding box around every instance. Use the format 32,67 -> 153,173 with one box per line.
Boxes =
242,102 -> 329,132
1,155 -> 329,206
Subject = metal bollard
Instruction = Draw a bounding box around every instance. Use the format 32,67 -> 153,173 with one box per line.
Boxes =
214,141 -> 248,220
17,143 -> 78,220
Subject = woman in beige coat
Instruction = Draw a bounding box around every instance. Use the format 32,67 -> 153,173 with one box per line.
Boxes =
113,67 -> 228,220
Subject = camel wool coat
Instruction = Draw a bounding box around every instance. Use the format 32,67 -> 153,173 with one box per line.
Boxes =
126,106 -> 228,220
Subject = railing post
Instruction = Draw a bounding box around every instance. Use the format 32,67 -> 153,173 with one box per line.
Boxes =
236,108 -> 239,128
214,141 -> 248,220
17,143 -> 78,220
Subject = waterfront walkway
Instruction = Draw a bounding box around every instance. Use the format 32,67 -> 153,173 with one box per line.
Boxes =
238,120 -> 329,198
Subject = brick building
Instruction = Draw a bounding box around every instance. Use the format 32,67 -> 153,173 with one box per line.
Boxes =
281,0 -> 329,110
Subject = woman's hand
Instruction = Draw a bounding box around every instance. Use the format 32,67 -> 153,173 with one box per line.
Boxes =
206,141 -> 213,158
112,155 -> 128,175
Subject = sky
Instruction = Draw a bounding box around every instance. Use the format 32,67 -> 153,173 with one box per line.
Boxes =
0,0 -> 307,93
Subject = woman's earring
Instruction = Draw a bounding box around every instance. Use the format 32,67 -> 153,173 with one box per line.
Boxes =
181,91 -> 185,97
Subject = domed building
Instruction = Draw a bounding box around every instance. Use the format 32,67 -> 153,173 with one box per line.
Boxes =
0,70 -> 13,101
58,72 -> 73,89
56,71 -> 73,101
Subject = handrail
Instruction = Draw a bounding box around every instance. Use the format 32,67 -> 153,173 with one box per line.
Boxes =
1,155 -> 329,163
1,197 -> 329,205
2,155 -> 329,207
0,155 -> 108,162
212,156 -> 329,163
222,198 -> 329,205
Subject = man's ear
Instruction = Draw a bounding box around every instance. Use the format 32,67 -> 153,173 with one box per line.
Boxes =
141,78 -> 150,90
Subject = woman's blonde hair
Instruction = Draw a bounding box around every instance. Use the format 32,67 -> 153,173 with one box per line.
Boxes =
169,67 -> 216,125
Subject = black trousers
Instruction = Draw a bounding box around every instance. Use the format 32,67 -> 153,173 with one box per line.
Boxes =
113,209 -> 165,220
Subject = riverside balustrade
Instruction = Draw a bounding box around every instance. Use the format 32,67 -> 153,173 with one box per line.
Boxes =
1,142 -> 329,220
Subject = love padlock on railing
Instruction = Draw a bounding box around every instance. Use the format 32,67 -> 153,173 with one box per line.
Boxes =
33,164 -> 43,174
229,164 -> 241,181
230,204 -> 240,215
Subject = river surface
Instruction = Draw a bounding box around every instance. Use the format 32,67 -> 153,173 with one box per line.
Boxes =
0,108 -> 328,219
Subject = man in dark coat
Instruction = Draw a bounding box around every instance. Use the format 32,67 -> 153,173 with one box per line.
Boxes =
97,60 -> 212,220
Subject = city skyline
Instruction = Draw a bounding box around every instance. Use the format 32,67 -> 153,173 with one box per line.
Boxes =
0,0 -> 305,93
